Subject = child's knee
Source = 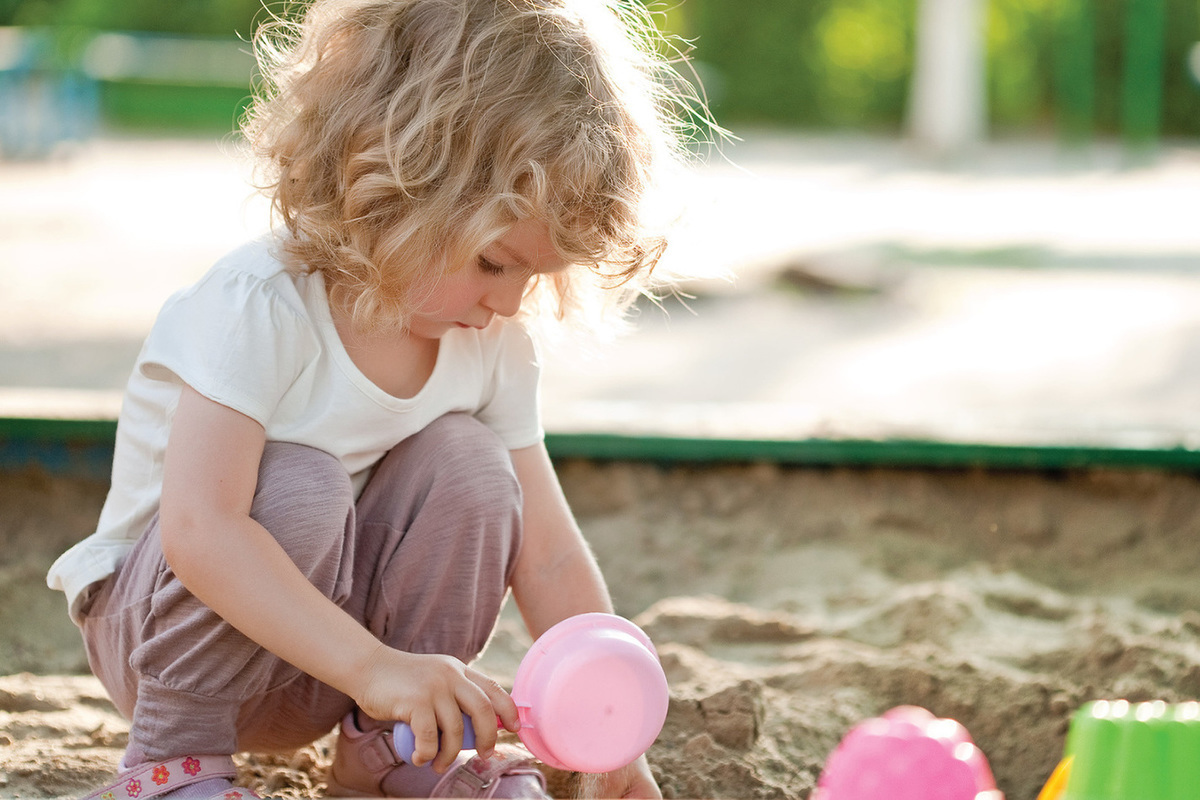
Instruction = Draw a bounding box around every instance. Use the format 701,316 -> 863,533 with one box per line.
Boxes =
415,414 -> 519,492
421,412 -> 504,447
419,418 -> 523,548
358,415 -> 525,561
253,442 -> 353,570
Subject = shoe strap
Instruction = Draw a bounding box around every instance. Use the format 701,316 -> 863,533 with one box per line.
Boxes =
80,755 -> 239,800
358,726 -> 405,777
432,748 -> 545,798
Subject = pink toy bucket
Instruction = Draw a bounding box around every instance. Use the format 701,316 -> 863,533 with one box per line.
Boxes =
511,612 -> 670,773
815,706 -> 1004,800
392,612 -> 669,774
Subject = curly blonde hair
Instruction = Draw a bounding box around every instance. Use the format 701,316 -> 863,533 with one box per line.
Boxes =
242,0 -> 704,334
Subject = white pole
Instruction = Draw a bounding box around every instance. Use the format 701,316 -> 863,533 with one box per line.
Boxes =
908,0 -> 988,156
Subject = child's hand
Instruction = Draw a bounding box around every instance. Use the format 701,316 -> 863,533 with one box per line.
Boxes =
354,645 -> 520,773
587,756 -> 662,799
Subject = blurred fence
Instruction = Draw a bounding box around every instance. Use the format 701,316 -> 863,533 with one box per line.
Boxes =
1055,0 -> 1178,149
0,27 -> 253,158
0,28 -> 97,159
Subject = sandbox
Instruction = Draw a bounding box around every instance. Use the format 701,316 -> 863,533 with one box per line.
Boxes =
5,457 -> 1200,800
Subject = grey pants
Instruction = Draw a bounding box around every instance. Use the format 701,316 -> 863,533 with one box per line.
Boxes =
81,414 -> 523,762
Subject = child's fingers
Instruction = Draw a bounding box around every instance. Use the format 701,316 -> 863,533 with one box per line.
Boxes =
406,707 -> 441,768
457,692 -> 501,758
468,670 -> 519,733
430,698 -> 468,773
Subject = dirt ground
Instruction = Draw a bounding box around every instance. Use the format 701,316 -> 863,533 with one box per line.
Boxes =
5,460 -> 1200,800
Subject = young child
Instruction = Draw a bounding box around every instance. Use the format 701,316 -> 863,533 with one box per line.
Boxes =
47,1 -> 705,798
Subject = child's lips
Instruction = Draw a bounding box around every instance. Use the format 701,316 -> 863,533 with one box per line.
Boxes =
459,317 -> 493,330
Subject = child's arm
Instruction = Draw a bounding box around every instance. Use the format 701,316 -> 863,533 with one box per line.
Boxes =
159,385 -> 518,771
507,443 -> 614,632
508,443 -> 662,799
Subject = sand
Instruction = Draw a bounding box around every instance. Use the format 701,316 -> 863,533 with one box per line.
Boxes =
5,460 -> 1200,800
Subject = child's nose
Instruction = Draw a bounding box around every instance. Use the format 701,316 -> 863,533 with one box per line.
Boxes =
484,280 -> 526,318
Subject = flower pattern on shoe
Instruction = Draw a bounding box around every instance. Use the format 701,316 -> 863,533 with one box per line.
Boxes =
101,793 -> 115,800
126,779 -> 142,798
152,766 -> 170,786
182,757 -> 202,777
224,792 -> 244,800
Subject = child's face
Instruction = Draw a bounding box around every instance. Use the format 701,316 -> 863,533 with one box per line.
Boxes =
406,218 -> 569,340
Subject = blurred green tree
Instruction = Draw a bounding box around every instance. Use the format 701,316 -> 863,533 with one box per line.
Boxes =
1,0 -> 274,35
678,0 -> 915,129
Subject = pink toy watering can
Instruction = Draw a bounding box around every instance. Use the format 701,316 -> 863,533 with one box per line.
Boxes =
393,612 -> 670,774
814,706 -> 1004,800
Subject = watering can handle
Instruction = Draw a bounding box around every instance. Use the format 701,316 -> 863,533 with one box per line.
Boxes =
393,713 -> 508,764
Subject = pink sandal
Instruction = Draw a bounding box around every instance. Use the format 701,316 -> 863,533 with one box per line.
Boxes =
328,712 -> 550,798
78,755 -> 254,800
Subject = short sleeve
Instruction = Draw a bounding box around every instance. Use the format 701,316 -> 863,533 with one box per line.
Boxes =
139,267 -> 317,425
476,322 -> 544,449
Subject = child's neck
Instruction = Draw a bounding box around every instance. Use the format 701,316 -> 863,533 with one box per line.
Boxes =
333,314 -> 440,400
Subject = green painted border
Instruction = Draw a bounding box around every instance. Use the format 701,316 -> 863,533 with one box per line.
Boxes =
3,415 -> 1200,475
0,416 -> 117,441
544,432 -> 1200,471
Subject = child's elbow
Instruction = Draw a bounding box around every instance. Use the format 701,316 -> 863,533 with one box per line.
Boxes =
157,503 -> 211,580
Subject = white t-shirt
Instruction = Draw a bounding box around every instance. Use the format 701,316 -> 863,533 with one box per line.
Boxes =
48,237 -> 544,622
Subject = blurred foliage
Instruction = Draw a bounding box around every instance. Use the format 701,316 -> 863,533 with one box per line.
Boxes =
1,0 -> 1197,136
671,0 -> 1200,137
676,0 -> 915,129
0,0 -> 274,37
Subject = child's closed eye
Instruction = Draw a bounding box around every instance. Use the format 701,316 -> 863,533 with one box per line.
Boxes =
477,255 -> 507,276
479,255 -> 536,283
